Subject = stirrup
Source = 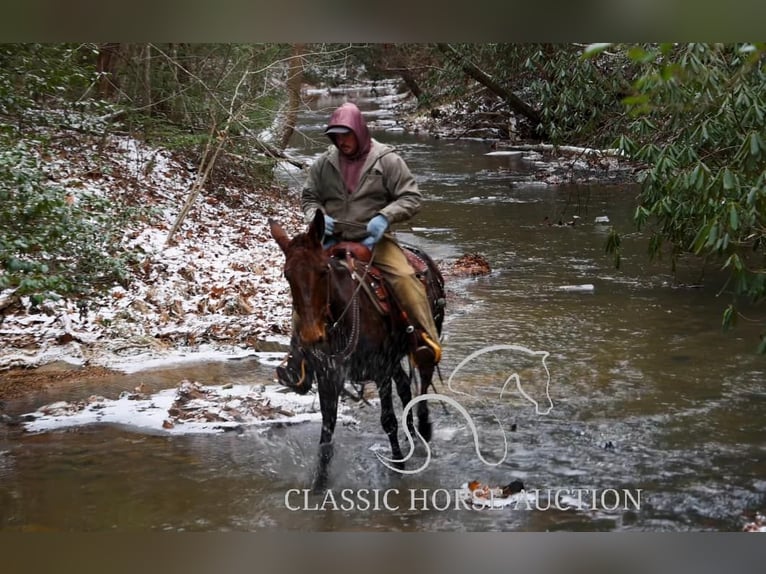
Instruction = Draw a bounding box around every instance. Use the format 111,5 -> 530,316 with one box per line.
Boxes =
411,331 -> 442,367
275,355 -> 310,394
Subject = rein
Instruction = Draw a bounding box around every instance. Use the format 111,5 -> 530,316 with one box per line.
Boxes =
311,252 -> 372,363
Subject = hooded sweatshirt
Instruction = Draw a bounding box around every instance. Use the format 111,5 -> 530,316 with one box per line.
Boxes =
301,103 -> 422,241
326,102 -> 372,194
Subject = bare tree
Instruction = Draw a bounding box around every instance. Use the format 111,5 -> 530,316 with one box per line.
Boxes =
277,43 -> 306,150
161,45 -> 306,246
142,44 -> 153,114
96,43 -> 121,100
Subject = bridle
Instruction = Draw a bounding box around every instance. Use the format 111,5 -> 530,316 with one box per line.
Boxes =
308,251 -> 371,363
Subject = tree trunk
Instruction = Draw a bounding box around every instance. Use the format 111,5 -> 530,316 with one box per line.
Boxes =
96,43 -> 121,100
382,44 -> 424,103
143,44 -> 153,115
169,43 -> 192,125
398,67 -> 423,101
436,43 -> 543,131
278,43 -> 306,150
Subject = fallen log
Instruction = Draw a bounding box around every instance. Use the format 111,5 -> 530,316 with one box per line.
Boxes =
500,143 -> 625,158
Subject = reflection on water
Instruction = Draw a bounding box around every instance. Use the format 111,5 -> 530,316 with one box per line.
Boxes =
2,87 -> 765,532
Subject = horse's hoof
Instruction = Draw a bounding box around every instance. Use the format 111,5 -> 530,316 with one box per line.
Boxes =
418,420 -> 433,442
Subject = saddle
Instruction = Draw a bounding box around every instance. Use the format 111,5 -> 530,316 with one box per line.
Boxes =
327,241 -> 441,326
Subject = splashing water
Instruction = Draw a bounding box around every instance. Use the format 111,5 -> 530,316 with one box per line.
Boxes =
376,344 -> 554,473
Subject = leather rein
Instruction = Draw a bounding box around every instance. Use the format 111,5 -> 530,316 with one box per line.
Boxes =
310,250 -> 372,363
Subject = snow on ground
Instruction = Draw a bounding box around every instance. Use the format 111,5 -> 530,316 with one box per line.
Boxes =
99,346 -> 287,375
20,379 -> 354,435
1,130 -> 306,372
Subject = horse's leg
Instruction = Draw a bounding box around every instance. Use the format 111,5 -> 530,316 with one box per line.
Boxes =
416,364 -> 434,442
313,371 -> 341,492
378,376 -> 405,471
392,363 -> 415,437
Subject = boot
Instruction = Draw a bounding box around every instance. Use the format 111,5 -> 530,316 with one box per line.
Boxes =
411,330 -> 442,368
275,349 -> 311,394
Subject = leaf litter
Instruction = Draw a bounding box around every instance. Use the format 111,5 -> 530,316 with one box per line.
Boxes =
1,130 -> 305,373
1,125 -> 329,432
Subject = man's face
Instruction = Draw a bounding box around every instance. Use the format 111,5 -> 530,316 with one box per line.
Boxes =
335,131 -> 359,157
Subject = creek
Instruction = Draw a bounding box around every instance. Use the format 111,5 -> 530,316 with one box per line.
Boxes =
1,83 -> 764,531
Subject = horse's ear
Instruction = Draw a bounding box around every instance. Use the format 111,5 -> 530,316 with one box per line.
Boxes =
308,210 -> 325,245
269,218 -> 290,254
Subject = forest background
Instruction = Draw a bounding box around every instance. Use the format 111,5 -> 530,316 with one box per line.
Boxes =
1,42 -> 766,357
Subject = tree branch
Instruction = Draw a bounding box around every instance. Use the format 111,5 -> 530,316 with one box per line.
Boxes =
436,43 -> 543,131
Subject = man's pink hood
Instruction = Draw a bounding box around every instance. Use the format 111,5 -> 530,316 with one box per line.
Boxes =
325,102 -> 373,193
326,102 -> 372,159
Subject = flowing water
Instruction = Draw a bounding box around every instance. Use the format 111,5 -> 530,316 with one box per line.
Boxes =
1,84 -> 765,532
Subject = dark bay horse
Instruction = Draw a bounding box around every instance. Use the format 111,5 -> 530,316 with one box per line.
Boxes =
269,211 -> 445,490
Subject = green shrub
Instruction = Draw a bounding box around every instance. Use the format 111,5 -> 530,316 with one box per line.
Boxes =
0,141 -> 134,303
594,43 -> 766,351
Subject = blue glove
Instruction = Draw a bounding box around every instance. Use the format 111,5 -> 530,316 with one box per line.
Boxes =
323,214 -> 335,237
361,214 -> 389,249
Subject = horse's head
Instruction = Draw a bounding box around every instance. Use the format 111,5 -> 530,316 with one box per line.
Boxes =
269,210 -> 330,346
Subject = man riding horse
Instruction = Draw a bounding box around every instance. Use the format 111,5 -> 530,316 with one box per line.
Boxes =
276,102 -> 442,388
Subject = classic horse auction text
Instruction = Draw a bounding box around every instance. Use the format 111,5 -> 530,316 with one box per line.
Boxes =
284,488 -> 643,512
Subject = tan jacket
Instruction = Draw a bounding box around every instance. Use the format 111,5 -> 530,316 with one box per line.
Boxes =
301,139 -> 422,241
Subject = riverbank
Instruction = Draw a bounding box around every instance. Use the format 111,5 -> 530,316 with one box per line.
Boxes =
360,79 -> 642,186
0,128 -> 308,397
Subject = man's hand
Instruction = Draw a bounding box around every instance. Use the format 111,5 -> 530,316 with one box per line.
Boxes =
362,214 -> 389,249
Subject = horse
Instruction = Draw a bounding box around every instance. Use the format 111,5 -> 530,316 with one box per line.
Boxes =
269,210 -> 446,490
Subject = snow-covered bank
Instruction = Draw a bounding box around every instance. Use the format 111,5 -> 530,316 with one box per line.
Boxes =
1,129 -> 305,374
20,379 -> 354,435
